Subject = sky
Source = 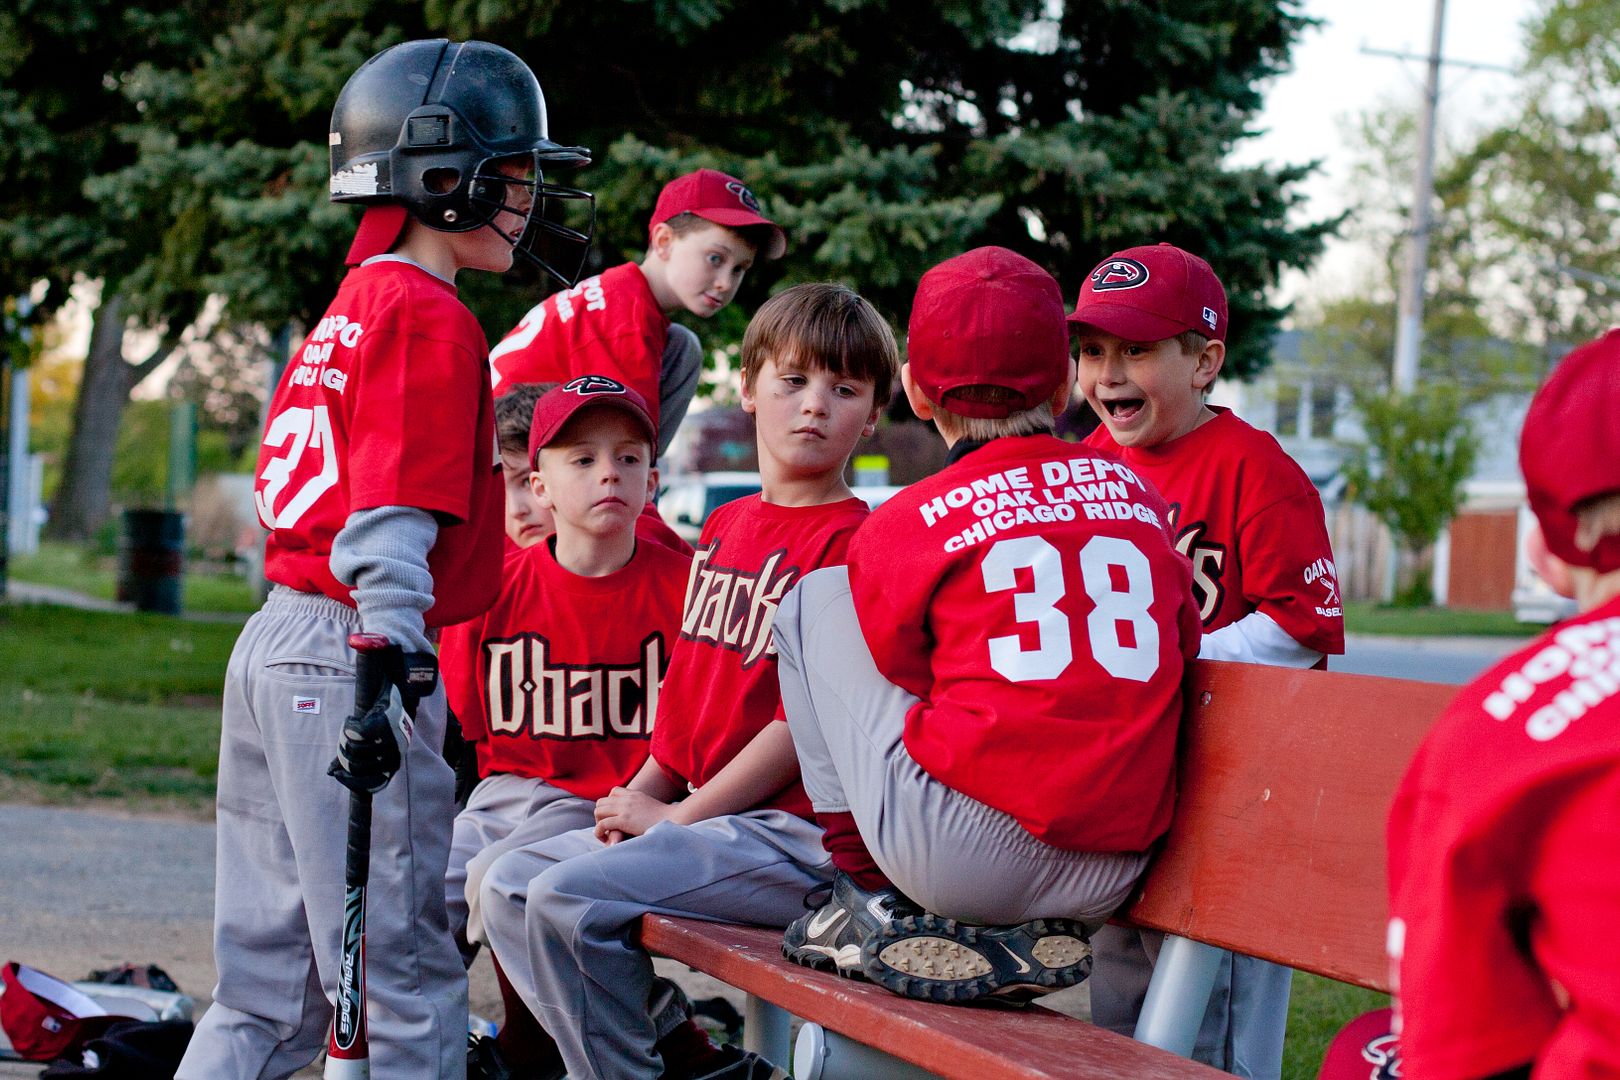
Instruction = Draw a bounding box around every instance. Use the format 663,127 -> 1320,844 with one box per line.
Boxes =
1238,0 -> 1536,305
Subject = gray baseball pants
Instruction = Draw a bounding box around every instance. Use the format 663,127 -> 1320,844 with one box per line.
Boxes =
449,773 -> 596,963
178,587 -> 466,1080
656,323 -> 702,460
1090,923 -> 1292,1078
772,566 -> 1149,926
475,813 -> 830,1080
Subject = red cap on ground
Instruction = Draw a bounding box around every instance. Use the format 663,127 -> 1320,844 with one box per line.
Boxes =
1315,1007 -> 1399,1080
528,376 -> 658,468
906,246 -> 1070,419
345,205 -> 410,265
0,963 -> 124,1062
649,169 -> 787,260
1067,243 -> 1228,343
1520,329 -> 1620,573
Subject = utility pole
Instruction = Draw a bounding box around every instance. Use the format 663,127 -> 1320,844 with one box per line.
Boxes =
1391,0 -> 1447,394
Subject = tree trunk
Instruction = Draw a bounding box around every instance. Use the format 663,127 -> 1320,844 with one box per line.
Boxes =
45,293 -> 177,541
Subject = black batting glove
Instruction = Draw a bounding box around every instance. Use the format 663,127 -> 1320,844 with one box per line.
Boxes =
396,650 -> 439,718
329,692 -> 403,795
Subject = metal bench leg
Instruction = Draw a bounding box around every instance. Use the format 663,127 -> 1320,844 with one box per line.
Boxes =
793,1023 -> 944,1080
744,993 -> 794,1069
1133,935 -> 1226,1056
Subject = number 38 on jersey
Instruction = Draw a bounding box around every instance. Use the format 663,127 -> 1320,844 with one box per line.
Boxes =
980,534 -> 1160,684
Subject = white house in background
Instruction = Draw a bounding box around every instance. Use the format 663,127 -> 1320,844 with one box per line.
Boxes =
1210,330 -> 1547,614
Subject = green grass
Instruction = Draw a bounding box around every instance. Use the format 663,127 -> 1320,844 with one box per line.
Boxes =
1344,600 -> 1542,637
1284,973 -> 1389,1078
9,540 -> 260,614
0,603 -> 235,811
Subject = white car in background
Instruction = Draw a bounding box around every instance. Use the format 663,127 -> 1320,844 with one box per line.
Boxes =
658,472 -> 763,543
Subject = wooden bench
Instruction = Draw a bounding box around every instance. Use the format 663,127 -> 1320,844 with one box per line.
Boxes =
641,660 -> 1459,1078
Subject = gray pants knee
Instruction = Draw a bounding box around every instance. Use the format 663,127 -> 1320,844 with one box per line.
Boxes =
479,813 -> 829,1080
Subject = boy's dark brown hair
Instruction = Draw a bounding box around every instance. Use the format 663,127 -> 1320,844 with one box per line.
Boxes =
661,212 -> 769,262
494,381 -> 558,456
740,283 -> 898,402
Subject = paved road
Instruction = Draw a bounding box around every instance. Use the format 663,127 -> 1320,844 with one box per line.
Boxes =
1338,633 -> 1530,685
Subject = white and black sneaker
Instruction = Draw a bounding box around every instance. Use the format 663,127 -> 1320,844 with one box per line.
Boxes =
782,871 -> 921,977
861,914 -> 1092,1004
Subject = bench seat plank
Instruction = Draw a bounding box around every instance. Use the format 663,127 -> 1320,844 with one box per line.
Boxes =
642,915 -> 1226,1080
1122,661 -> 1455,990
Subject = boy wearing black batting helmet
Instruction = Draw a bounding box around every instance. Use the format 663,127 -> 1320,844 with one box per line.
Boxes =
179,40 -> 592,1079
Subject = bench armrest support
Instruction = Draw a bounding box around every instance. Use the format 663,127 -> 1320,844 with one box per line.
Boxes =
1134,936 -> 1227,1056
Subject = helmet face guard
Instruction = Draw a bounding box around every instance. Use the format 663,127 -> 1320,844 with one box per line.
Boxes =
331,40 -> 596,286
461,152 -> 597,288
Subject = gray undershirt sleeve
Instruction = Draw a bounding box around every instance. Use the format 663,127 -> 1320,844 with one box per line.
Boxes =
330,505 -> 438,655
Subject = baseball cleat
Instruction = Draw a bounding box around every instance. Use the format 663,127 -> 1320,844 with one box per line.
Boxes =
860,914 -> 1092,1004
782,871 -> 922,977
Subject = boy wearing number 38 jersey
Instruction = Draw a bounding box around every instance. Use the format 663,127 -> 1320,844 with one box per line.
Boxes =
773,247 -> 1201,1004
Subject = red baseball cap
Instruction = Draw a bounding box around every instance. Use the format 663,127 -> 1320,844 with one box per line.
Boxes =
0,963 -> 126,1062
528,376 -> 658,467
1067,243 -> 1228,343
345,204 -> 410,264
649,169 -> 787,260
907,246 -> 1071,419
1520,330 -> 1620,574
1316,1008 -> 1399,1080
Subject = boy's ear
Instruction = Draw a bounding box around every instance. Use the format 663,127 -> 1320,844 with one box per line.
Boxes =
899,363 -> 935,421
739,370 -> 758,415
1526,521 -> 1576,599
1048,358 -> 1077,413
648,221 -> 675,261
645,464 -> 660,505
1192,340 -> 1226,391
529,467 -> 556,512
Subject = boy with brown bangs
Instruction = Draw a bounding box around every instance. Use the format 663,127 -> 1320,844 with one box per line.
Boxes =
490,169 -> 789,457
473,283 -> 898,1080
1388,332 -> 1620,1078
772,247 -> 1201,1004
1070,243 -> 1344,1078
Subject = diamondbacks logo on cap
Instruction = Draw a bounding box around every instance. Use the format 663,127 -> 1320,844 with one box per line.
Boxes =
725,181 -> 761,213
1359,1034 -> 1400,1079
1090,258 -> 1149,291
563,375 -> 629,396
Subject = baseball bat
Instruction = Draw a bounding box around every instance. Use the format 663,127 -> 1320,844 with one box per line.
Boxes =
325,632 -> 393,1080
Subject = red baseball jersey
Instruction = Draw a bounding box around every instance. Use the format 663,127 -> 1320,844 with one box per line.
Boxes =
651,495 -> 869,818
488,262 -> 670,427
1387,595 -> 1620,1079
255,260 -> 502,627
848,436 -> 1201,851
441,537 -> 691,800
1086,407 -> 1344,655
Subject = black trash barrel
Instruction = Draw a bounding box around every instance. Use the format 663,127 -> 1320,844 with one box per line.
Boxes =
117,509 -> 184,614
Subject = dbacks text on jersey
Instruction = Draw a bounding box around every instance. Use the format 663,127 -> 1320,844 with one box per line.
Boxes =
484,632 -> 666,740
1168,502 -> 1228,624
681,542 -> 800,668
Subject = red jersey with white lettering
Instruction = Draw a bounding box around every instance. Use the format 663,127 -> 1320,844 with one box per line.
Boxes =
441,537 -> 691,800
651,495 -> 869,819
1387,596 -> 1620,1079
1086,407 -> 1343,655
255,259 -> 502,627
488,262 -> 670,428
848,436 -> 1201,851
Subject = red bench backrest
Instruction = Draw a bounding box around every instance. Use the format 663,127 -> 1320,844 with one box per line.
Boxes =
1120,660 -> 1456,991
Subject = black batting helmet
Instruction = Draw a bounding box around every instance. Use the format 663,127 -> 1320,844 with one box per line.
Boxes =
330,39 -> 594,285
